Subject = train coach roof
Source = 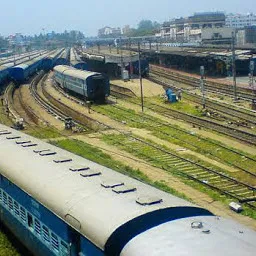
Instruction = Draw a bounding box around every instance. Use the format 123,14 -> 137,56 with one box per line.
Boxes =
54,65 -> 99,80
0,124 -> 197,250
12,63 -> 29,69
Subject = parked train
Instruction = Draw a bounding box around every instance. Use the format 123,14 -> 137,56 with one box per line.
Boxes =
9,53 -> 49,83
55,48 -> 70,66
70,48 -> 88,70
125,59 -> 149,77
54,65 -> 110,102
0,124 -> 255,256
0,50 -> 47,86
42,49 -> 64,71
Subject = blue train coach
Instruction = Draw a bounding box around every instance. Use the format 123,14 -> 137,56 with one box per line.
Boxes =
0,124 -> 256,256
70,48 -> 88,70
54,65 -> 109,102
42,49 -> 64,71
9,55 -> 46,83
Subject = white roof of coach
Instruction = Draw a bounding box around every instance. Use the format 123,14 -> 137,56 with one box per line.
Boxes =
121,216 -> 256,256
54,65 -> 99,80
0,124 -> 194,251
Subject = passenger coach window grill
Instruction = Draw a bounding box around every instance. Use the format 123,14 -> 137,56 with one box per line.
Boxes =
42,225 -> 50,243
14,201 -> 20,216
60,241 -> 69,255
20,207 -> 27,223
3,192 -> 7,206
8,196 -> 13,211
51,232 -> 59,252
34,218 -> 41,236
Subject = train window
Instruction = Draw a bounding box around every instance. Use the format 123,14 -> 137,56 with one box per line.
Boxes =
3,192 -> 7,206
60,241 -> 69,256
51,232 -> 59,252
0,189 -> 2,202
42,225 -> 50,243
8,196 -> 13,211
34,219 -> 41,236
14,201 -> 20,216
20,207 -> 27,223
27,212 -> 34,230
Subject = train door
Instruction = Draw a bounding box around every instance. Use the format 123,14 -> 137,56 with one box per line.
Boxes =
68,227 -> 81,256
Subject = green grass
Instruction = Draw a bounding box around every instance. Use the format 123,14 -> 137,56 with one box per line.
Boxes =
50,138 -> 190,201
93,103 -> 256,181
26,126 -> 63,139
0,228 -> 20,256
101,133 -> 256,220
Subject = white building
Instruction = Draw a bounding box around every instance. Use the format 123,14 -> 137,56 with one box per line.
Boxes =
158,12 -> 225,42
98,26 -> 122,37
226,13 -> 256,28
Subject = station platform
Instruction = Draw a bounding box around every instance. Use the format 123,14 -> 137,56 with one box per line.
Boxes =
111,78 -> 165,97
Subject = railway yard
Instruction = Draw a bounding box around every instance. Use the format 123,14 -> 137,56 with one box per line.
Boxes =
1,46 -> 256,255
1,62 -> 256,229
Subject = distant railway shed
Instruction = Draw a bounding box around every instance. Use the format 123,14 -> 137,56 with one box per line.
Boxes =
78,46 -> 149,77
77,46 -> 148,78
139,46 -> 256,77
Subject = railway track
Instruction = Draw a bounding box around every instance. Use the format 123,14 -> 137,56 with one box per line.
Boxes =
41,76 -> 256,210
142,101 -> 256,145
149,75 -> 256,127
110,87 -> 256,146
107,134 -> 256,210
150,65 -> 256,101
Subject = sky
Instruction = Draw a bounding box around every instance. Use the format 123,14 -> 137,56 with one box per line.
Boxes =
1,0 -> 256,37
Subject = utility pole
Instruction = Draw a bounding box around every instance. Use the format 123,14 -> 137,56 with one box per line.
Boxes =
231,31 -> 237,101
200,66 -> 206,109
138,42 -> 144,112
249,60 -> 254,89
120,37 -> 124,79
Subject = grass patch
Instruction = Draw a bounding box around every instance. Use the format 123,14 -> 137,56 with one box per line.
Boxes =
26,126 -> 63,139
0,227 -> 20,256
101,133 -> 256,220
93,103 -> 256,181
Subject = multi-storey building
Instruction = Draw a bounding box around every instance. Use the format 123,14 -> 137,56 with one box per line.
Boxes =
98,26 -> 122,37
158,12 -> 226,42
226,13 -> 256,28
